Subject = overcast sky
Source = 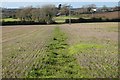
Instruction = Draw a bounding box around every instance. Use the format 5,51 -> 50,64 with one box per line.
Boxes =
1,2 -> 119,8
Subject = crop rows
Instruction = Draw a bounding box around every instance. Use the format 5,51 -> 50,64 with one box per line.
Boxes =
2,26 -> 55,78
61,23 -> 118,78
2,23 -> 118,78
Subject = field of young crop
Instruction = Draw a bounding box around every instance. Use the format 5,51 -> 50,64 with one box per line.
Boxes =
61,23 -> 118,78
2,22 -> 118,78
2,25 -> 55,78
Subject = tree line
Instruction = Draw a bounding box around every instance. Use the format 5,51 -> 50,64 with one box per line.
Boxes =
16,5 -> 57,24
15,4 -> 72,24
2,4 -> 119,24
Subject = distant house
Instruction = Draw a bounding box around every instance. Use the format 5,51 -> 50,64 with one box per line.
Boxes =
91,9 -> 97,12
56,12 -> 61,16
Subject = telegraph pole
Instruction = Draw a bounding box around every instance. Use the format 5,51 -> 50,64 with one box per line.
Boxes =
66,4 -> 72,25
69,4 -> 71,25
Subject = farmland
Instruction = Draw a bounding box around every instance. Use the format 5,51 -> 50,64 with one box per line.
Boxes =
2,22 -> 118,78
86,11 -> 119,19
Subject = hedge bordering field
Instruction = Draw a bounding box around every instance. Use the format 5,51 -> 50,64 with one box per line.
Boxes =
65,18 -> 120,23
1,21 -> 58,26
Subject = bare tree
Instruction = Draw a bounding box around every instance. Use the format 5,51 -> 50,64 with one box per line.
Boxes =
16,6 -> 32,21
30,8 -> 43,22
59,4 -> 69,16
42,4 -> 57,24
16,4 -> 57,24
16,9 -> 23,21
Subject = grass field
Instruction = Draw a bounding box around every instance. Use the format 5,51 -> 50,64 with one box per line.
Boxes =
2,18 -> 20,22
53,16 -> 79,23
2,22 -> 118,78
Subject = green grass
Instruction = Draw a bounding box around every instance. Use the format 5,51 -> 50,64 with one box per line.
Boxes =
2,18 -> 20,22
27,27 -> 91,78
54,16 -> 79,19
53,16 -> 79,23
68,43 -> 103,55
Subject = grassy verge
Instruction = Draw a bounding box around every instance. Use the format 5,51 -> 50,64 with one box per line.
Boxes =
27,27 -> 90,78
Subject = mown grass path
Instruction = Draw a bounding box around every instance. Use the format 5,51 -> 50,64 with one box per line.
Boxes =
27,27 -> 86,78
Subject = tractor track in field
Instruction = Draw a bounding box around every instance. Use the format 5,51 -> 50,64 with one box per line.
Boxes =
17,27 -> 53,77
2,28 -> 42,58
2,27 -> 45,43
2,27 -> 25,34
